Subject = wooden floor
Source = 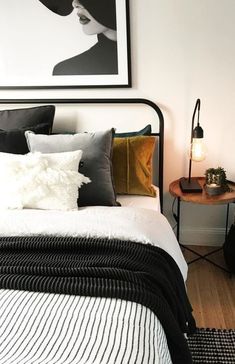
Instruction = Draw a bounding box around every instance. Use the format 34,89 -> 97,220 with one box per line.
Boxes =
183,246 -> 235,329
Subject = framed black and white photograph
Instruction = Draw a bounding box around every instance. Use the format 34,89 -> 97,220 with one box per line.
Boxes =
0,0 -> 131,88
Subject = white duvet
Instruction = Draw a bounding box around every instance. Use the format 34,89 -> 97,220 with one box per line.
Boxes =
0,206 -> 187,280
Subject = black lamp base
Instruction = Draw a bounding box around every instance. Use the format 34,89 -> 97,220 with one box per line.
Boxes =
179,177 -> 202,193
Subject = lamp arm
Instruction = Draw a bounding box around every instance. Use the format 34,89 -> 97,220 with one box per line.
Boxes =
188,98 -> 200,182
190,98 -> 200,143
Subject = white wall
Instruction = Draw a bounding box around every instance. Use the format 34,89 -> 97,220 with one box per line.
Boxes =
0,0 -> 235,245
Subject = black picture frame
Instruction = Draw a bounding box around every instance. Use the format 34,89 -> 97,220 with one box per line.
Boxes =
0,0 -> 131,89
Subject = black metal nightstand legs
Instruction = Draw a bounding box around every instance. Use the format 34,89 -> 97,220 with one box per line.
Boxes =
174,198 -> 230,273
176,197 -> 181,241
225,203 -> 230,237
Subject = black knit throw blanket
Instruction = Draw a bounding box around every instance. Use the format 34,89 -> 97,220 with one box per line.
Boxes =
0,235 -> 196,364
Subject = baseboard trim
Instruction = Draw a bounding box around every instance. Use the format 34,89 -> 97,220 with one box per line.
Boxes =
180,227 -> 226,246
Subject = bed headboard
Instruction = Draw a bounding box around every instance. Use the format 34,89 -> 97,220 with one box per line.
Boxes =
0,98 -> 164,211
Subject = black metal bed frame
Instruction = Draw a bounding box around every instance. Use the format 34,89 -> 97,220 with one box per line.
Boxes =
0,98 -> 164,211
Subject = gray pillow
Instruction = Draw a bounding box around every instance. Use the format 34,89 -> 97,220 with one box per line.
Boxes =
25,129 -> 118,207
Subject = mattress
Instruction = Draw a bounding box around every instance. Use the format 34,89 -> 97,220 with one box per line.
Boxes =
0,206 -> 189,364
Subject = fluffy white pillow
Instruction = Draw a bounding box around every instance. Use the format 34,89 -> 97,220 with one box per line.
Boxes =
0,150 -> 90,210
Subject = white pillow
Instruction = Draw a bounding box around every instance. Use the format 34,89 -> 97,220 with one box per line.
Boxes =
0,151 -> 90,211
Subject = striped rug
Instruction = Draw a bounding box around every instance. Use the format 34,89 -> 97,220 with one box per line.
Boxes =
187,328 -> 235,363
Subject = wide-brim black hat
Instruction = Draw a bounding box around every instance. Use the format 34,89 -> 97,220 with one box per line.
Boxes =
39,0 -> 73,16
79,0 -> 116,30
39,0 -> 116,30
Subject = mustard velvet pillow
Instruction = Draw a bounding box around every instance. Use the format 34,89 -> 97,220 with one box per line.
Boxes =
112,136 -> 156,196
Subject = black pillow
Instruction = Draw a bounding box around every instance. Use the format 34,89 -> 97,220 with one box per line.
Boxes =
0,123 -> 52,154
114,124 -> 152,138
0,105 -> 55,131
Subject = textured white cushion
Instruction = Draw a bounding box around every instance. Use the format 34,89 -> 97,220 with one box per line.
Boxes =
0,151 -> 90,210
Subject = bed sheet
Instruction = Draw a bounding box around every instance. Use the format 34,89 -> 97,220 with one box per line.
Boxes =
117,186 -> 160,213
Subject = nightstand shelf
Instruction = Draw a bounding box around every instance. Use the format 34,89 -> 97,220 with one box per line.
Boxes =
169,177 -> 235,273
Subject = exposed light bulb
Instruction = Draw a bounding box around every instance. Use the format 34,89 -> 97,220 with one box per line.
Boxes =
190,138 -> 206,162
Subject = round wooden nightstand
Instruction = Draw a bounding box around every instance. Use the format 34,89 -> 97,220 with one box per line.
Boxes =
169,177 -> 235,272
169,177 -> 235,205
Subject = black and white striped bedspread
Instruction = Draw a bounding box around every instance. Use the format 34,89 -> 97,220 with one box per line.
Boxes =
0,290 -> 172,364
0,235 -> 195,364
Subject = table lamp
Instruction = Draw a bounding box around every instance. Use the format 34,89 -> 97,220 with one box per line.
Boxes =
180,99 -> 206,192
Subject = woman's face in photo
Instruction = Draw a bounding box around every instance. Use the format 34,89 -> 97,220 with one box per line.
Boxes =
72,0 -> 108,35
